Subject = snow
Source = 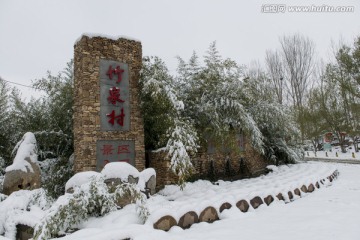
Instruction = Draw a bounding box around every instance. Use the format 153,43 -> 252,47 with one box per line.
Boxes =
65,171 -> 102,192
74,33 -> 141,45
101,162 -> 140,181
2,161 -> 359,240
138,168 -> 156,191
65,163 -> 156,194
44,162 -> 359,240
0,189 -> 46,239
5,132 -> 38,173
152,147 -> 166,153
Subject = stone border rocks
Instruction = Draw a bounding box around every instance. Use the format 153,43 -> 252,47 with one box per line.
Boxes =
178,211 -> 199,229
264,195 -> 274,206
153,215 -> 177,231
250,196 -> 264,209
199,206 -> 219,223
236,199 -> 250,212
219,202 -> 232,213
152,170 -> 339,231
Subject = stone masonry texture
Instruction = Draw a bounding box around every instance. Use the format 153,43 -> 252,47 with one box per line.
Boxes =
149,137 -> 269,190
73,35 -> 145,173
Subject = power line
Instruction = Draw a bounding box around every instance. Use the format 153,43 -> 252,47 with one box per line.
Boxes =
0,77 -> 38,89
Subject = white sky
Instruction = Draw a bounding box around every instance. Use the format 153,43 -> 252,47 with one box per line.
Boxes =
0,0 -> 359,100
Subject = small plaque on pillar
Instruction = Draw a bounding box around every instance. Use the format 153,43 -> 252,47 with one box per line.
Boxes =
96,140 -> 135,170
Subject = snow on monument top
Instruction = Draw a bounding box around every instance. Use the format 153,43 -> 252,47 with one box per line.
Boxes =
5,132 -> 38,173
74,33 -> 141,45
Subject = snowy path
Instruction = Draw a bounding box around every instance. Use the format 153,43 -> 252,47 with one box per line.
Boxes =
150,163 -> 359,240
51,162 -> 360,240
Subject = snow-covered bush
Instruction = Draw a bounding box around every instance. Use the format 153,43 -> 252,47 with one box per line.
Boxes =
34,177 -> 148,239
0,157 -> 4,192
166,118 -> 198,188
34,178 -> 116,240
65,171 -> 102,193
113,182 -> 149,223
40,154 -> 74,199
249,102 -> 303,164
0,157 -> 5,175
34,130 -> 73,161
0,188 -> 51,239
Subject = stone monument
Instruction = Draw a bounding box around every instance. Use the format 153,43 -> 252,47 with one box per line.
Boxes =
73,34 -> 145,173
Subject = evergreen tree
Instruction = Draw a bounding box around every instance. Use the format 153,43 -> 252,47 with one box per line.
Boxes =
0,78 -> 11,164
32,60 -> 74,158
178,42 -> 264,152
140,56 -> 198,187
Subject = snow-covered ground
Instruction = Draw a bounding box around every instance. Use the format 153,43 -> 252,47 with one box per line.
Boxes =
306,146 -> 360,160
2,162 -> 359,240
47,162 -> 360,240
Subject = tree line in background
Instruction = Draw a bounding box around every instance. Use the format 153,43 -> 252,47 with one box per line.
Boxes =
0,62 -> 74,197
0,34 -> 359,193
266,34 -> 359,154
140,43 -> 302,186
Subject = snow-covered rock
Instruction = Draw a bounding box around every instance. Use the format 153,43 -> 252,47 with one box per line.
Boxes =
65,171 -> 102,193
139,168 -> 156,195
2,133 -> 41,195
65,163 -> 157,196
6,132 -> 38,173
101,162 -> 140,183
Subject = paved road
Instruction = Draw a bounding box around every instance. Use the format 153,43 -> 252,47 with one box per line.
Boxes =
304,157 -> 360,164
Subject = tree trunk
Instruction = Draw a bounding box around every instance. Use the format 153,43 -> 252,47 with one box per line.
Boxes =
336,131 -> 347,153
354,138 -> 359,153
340,144 -> 347,153
311,139 -> 317,155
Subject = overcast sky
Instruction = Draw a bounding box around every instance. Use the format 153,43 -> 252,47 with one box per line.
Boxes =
0,0 -> 359,100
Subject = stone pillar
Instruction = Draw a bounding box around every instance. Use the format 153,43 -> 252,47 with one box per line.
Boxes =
73,35 -> 145,173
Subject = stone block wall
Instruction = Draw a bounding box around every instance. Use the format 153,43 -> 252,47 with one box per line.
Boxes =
73,35 -> 145,172
149,138 -> 269,189
148,150 -> 178,188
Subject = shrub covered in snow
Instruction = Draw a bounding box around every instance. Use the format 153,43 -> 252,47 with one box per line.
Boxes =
0,157 -> 5,175
34,177 -> 148,240
34,178 -> 115,239
0,157 -> 4,192
65,171 -> 102,193
166,119 -> 198,188
0,188 -> 51,239
40,154 -> 74,199
34,130 -> 73,161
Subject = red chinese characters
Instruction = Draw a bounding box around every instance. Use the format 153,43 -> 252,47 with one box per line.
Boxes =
107,109 -> 125,126
100,143 -> 132,166
118,145 -> 130,154
106,65 -> 124,83
107,87 -> 125,105
101,145 -> 114,155
101,144 -> 130,156
104,64 -> 127,128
